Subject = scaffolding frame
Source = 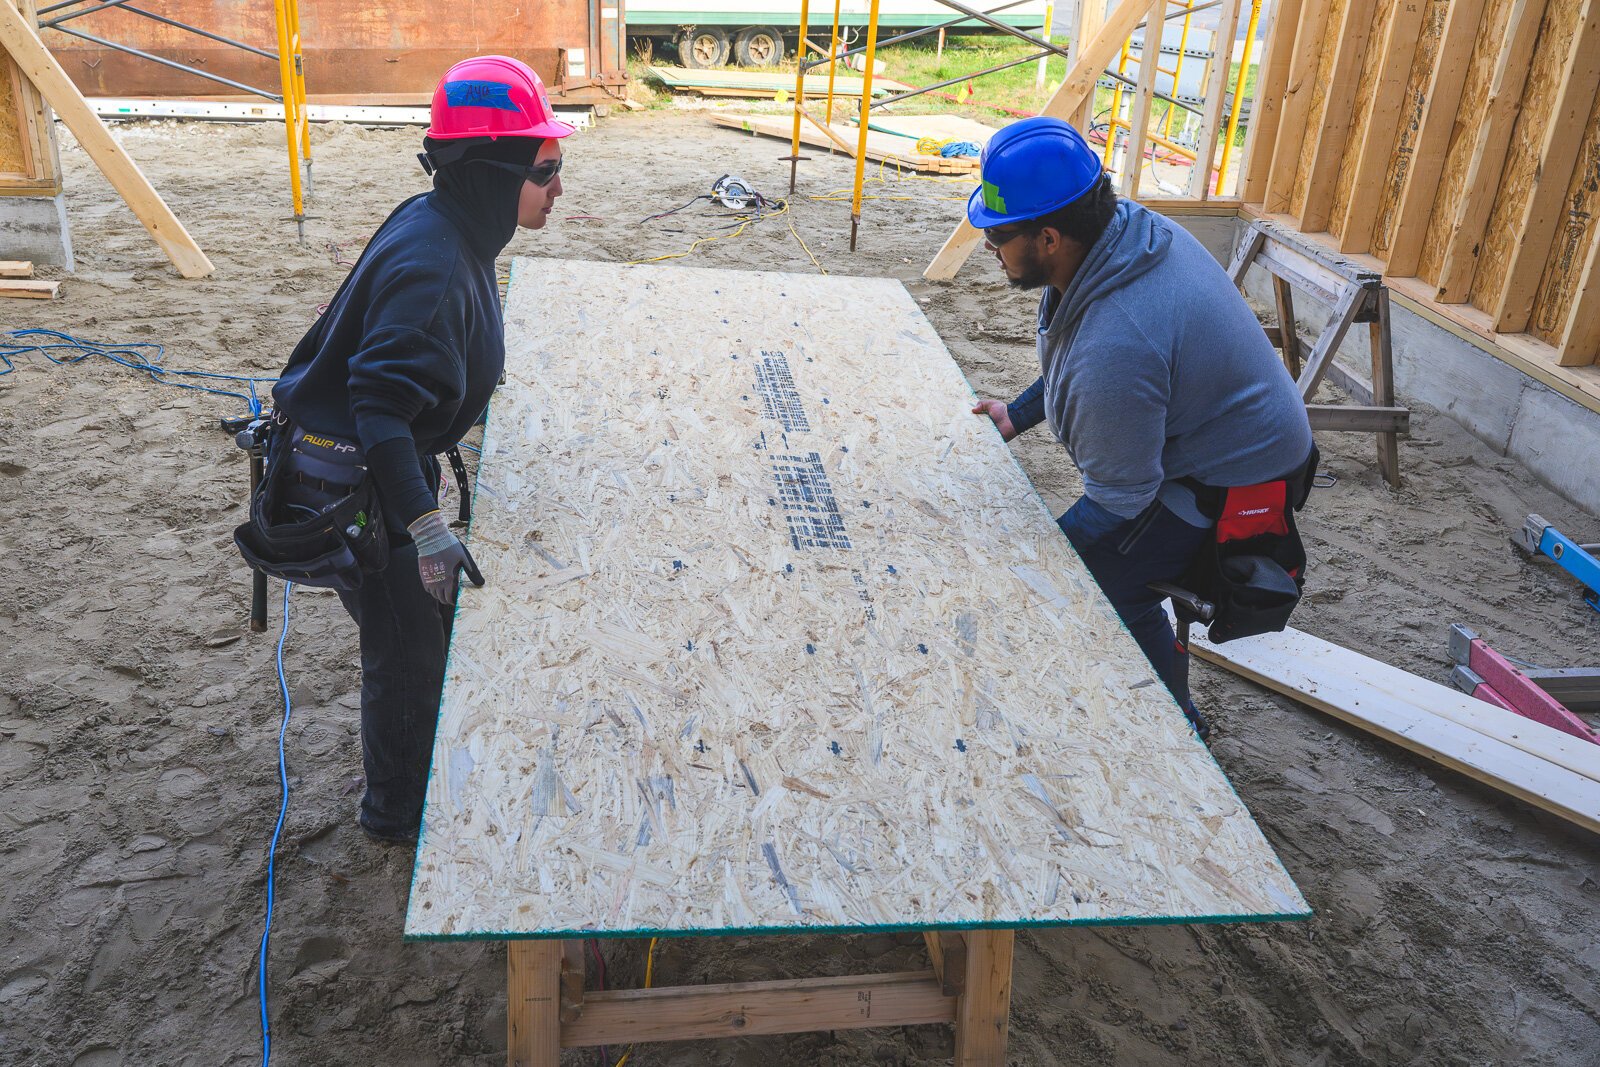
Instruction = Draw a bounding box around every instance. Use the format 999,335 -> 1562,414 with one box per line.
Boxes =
37,0 -> 311,237
786,0 -> 1260,250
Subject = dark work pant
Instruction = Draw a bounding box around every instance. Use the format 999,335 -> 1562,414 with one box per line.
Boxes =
336,454 -> 449,835
1058,495 -> 1211,712
337,538 -> 453,835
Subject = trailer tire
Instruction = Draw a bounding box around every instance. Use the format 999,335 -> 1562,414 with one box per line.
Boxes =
732,26 -> 785,67
678,26 -> 730,69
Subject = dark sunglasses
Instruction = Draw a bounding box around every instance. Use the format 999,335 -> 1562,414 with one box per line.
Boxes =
983,224 -> 1035,248
473,156 -> 563,187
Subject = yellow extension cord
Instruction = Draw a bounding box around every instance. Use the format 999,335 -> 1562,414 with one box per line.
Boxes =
611,937 -> 659,1067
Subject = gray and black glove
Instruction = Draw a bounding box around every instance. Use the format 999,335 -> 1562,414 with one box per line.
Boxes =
407,509 -> 485,604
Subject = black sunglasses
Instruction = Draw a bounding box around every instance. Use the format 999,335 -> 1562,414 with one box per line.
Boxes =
473,156 -> 563,187
983,224 -> 1035,248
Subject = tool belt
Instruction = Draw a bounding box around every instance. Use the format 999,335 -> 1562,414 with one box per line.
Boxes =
1177,444 -> 1319,643
233,414 -> 390,591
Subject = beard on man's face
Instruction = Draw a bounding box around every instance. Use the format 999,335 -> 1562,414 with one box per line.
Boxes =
1004,241 -> 1051,290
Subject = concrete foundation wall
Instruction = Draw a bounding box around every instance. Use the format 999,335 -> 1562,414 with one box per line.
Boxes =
1169,214 -> 1599,517
0,195 -> 74,268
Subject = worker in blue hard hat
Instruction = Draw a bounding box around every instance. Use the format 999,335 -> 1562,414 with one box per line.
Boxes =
968,116 -> 1316,742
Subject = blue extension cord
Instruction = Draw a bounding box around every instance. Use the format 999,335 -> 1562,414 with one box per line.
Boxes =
259,581 -> 295,1065
0,328 -> 275,416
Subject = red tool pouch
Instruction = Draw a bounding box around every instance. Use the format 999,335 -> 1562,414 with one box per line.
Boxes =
1180,446 -> 1317,643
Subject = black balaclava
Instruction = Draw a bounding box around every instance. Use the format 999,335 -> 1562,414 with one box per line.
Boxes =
423,134 -> 542,260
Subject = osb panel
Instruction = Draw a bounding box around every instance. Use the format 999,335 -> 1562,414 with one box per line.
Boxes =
1529,87 -> 1600,343
1289,0 -> 1352,219
1328,0 -> 1401,240
404,260 -> 1310,940
1469,0 -> 1586,308
1371,0 -> 1452,259
1415,0 -> 1517,283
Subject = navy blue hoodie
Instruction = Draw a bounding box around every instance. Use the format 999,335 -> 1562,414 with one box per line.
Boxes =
272,138 -> 532,529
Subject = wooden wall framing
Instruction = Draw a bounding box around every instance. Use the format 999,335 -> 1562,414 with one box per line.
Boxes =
0,0 -> 58,196
1241,0 -> 1600,370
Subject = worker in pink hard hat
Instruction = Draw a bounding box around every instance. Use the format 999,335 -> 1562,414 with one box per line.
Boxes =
253,56 -> 574,845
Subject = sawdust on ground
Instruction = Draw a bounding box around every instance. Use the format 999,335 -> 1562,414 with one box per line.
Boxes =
1,111 -> 1597,1066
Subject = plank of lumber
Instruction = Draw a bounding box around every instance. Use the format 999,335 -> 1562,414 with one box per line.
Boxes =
507,941 -> 561,1067
924,0 -> 1167,281
0,277 -> 55,298
1490,0 -> 1600,332
1187,0 -> 1245,198
1262,0 -> 1333,215
1305,404 -> 1409,433
1556,218 -> 1600,365
1297,0 -> 1380,233
954,930 -> 1014,1066
1431,0 -> 1549,303
1119,5 -> 1167,199
560,972 -> 955,1046
405,260 -> 1310,940
708,113 -> 975,174
0,259 -> 32,276
1335,0 -> 1432,251
1383,0 -> 1490,277
0,1 -> 212,279
1185,623 -> 1600,831
1240,0 -> 1304,203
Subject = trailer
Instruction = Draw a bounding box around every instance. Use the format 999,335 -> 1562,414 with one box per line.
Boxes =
630,0 -> 1051,68
32,0 -> 627,106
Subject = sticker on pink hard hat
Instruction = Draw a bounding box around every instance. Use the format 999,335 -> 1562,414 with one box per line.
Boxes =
427,55 -> 575,141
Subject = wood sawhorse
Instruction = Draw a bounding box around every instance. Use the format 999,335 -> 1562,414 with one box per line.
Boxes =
1228,218 -> 1409,488
506,929 -> 1015,1065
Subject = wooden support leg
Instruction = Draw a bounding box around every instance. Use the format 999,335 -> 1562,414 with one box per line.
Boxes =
953,929 -> 1014,1066
1368,287 -> 1401,489
923,930 -> 968,997
1273,275 -> 1303,378
560,939 -> 586,1023
508,940 -> 562,1067
1295,285 -> 1364,400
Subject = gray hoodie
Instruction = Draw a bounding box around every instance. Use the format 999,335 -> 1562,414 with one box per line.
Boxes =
1027,199 -> 1312,525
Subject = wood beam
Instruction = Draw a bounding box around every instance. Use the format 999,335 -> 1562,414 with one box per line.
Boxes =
1187,0 -> 1245,198
1262,0 -> 1333,215
1432,0 -> 1549,304
560,971 -> 955,1047
507,941 -> 562,1067
1491,0 -> 1600,332
1334,0 -> 1431,251
954,930 -> 1015,1066
1119,1 -> 1166,199
1241,0 -> 1303,203
1305,404 -> 1410,433
1297,0 -> 1380,233
1557,207 -> 1600,366
1383,0 -> 1490,277
0,0 -> 213,278
924,0 -> 1166,281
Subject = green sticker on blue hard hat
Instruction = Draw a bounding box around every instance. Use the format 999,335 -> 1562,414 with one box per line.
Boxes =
981,179 -> 1008,214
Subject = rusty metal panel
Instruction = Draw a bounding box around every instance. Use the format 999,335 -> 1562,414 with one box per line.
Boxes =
39,1 -> 626,104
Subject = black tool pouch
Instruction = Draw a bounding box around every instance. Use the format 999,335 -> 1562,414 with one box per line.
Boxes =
234,422 -> 389,591
1180,445 -> 1318,643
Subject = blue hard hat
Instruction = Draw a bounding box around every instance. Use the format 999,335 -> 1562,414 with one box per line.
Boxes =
967,117 -> 1105,228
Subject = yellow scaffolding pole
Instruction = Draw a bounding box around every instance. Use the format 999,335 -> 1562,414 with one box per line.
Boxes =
1103,36 -> 1132,168
272,0 -> 310,241
1215,0 -> 1260,194
1160,1 -> 1196,140
824,0 -> 842,126
787,0 -> 812,193
848,0 -> 883,251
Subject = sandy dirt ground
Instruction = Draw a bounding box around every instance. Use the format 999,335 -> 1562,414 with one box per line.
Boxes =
2,110 -> 1598,1066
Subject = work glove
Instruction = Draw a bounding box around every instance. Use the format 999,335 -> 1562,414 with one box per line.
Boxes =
407,509 -> 485,605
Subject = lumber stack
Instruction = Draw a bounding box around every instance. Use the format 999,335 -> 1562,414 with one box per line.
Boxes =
0,258 -> 55,297
1186,621 -> 1600,835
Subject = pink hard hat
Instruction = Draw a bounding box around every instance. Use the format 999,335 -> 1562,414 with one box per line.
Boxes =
426,55 -> 575,141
